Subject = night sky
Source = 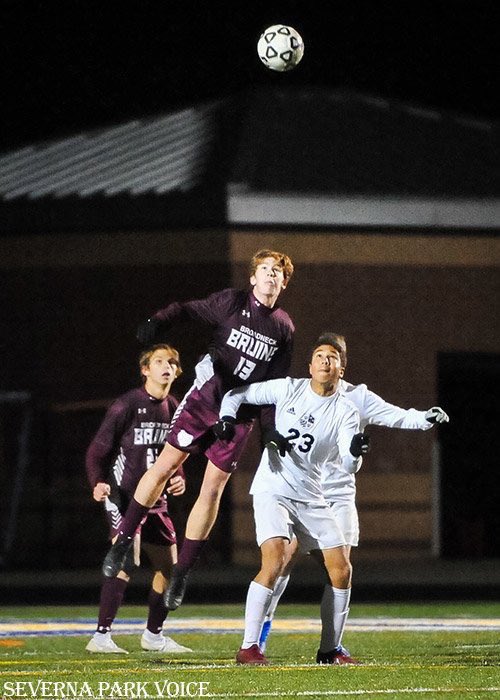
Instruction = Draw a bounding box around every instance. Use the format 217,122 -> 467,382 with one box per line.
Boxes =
3,0 -> 498,151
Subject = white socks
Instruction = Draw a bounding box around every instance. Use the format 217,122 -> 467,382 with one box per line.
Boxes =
319,585 -> 351,652
242,580 -> 351,652
241,581 -> 274,649
264,574 -> 290,621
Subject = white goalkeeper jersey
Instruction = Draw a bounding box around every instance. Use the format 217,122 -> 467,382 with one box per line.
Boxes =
219,377 -> 362,503
321,379 -> 433,502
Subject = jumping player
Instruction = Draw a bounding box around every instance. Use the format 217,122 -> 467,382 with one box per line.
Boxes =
214,333 -> 370,665
101,249 -> 295,612
257,332 -> 450,655
85,344 -> 191,654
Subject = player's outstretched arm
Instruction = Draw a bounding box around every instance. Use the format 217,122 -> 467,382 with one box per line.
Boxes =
356,384 -> 449,430
219,379 -> 285,420
425,406 -> 450,424
137,289 -> 242,344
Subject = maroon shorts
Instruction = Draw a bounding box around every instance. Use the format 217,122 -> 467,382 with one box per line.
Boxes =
167,382 -> 255,473
106,492 -> 177,546
139,507 -> 177,547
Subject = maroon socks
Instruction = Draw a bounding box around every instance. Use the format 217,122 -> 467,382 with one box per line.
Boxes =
146,589 -> 168,634
97,577 -> 128,633
117,498 -> 150,540
176,538 -> 208,574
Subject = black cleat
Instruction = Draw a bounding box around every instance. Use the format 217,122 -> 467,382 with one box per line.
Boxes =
102,538 -> 134,578
121,543 -> 137,576
316,645 -> 360,665
164,565 -> 190,610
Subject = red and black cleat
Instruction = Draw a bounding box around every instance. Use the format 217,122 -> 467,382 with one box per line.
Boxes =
236,644 -> 269,665
316,645 -> 360,665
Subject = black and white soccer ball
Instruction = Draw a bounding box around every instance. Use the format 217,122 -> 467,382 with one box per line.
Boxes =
257,24 -> 304,72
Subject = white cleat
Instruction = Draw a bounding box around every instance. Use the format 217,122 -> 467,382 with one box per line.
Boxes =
141,630 -> 192,653
86,632 -> 128,654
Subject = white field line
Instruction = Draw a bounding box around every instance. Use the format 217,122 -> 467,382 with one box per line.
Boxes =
1,617 -> 500,637
204,690 -> 500,698
2,661 -> 498,674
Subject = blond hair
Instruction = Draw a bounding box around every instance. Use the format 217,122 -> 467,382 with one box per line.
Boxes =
139,344 -> 182,381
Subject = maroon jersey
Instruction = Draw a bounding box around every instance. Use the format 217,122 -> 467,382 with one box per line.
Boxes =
152,288 -> 295,472
153,288 -> 294,391
85,386 -> 181,498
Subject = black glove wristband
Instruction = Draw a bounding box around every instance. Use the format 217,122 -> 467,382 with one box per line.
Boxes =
350,432 -> 370,457
263,428 -> 294,457
213,416 -> 236,441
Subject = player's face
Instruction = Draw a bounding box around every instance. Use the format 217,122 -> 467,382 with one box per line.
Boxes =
309,345 -> 344,390
250,257 -> 287,305
142,349 -> 179,389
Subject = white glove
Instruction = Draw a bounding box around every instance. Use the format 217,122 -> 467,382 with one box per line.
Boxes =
425,407 -> 449,424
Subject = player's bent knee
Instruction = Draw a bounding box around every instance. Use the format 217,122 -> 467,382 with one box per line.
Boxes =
334,562 -> 352,588
260,538 -> 288,579
146,459 -> 178,484
154,444 -> 187,474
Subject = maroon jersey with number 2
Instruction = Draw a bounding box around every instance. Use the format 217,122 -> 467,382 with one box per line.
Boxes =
153,288 -> 295,472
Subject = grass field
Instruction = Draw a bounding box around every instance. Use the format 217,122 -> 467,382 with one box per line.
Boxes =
1,602 -> 499,699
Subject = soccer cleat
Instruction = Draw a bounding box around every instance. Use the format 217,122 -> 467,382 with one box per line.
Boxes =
236,644 -> 269,665
122,543 -> 137,575
141,630 -> 192,653
86,632 -> 128,654
164,566 -> 189,610
102,538 -> 134,578
316,645 -> 360,665
259,619 -> 273,652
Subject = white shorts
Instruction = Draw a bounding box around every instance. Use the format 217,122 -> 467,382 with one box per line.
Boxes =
252,492 -> 347,553
328,499 -> 359,547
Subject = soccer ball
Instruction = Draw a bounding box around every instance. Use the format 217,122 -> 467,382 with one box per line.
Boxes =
257,24 -> 304,72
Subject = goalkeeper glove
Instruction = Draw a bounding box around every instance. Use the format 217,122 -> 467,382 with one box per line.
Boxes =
425,407 -> 449,424
350,433 -> 370,457
212,416 -> 236,441
263,428 -> 294,457
136,318 -> 163,344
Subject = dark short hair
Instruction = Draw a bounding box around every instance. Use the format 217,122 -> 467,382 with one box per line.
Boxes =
310,332 -> 347,368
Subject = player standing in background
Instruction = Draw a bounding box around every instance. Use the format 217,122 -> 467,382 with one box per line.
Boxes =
101,250 -> 295,613
85,344 -> 191,654
257,332 -> 450,654
214,333 -> 370,665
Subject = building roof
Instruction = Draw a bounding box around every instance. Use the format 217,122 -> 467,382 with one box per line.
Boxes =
232,88 -> 498,197
0,103 -> 221,200
1,88 -> 498,233
227,88 -> 499,228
